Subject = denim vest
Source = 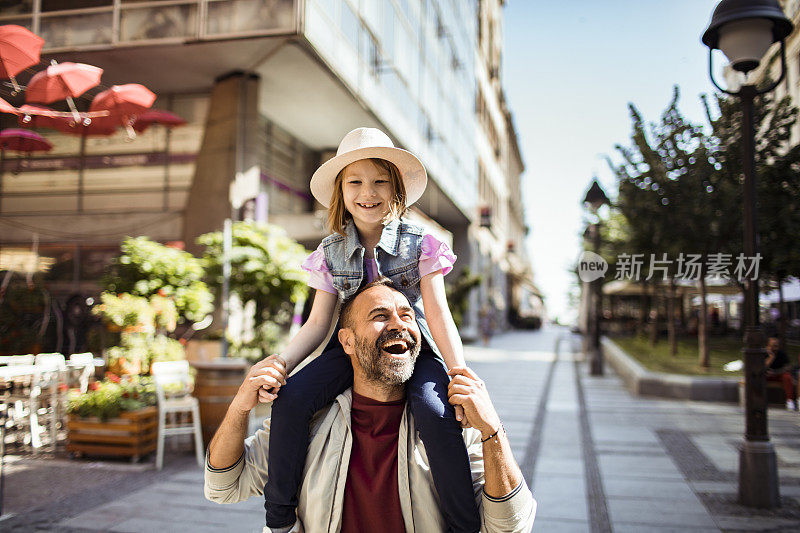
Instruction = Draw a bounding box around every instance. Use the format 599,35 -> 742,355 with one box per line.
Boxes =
321,217 -> 440,357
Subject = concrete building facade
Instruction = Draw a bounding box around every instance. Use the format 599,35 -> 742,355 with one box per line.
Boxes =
0,0 -> 539,346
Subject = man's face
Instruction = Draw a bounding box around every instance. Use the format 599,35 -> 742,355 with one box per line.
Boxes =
340,285 -> 421,385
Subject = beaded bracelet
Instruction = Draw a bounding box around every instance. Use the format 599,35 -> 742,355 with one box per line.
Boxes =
481,423 -> 504,443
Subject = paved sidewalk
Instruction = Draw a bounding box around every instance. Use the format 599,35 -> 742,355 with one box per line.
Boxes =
4,326 -> 800,532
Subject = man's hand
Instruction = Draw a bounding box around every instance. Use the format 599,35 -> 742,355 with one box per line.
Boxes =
447,366 -> 501,439
230,354 -> 287,414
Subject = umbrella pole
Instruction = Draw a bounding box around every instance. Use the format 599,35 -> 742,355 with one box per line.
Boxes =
66,96 -> 82,124
78,134 -> 86,212
163,127 -> 171,211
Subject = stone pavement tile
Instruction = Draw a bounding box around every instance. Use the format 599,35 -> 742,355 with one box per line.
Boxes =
603,477 -> 700,501
598,455 -> 685,480
530,475 -> 587,520
692,434 -> 740,473
108,515 -> 263,533
531,517 -> 589,532
168,469 -> 206,483
607,497 -> 717,529
534,457 -> 584,477
613,525 -> 720,533
591,426 -> 661,445
689,481 -> 736,494
712,515 -> 800,531
60,506 -> 130,531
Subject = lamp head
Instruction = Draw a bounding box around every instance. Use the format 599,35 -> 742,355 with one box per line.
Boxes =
583,179 -> 610,214
702,0 -> 793,74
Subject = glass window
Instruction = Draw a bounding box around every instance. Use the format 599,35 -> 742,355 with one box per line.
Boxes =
341,1 -> 358,50
381,0 -> 395,59
120,4 -> 198,41
41,0 -> 112,11
0,1 -> 33,15
206,0 -> 295,35
40,11 -> 113,48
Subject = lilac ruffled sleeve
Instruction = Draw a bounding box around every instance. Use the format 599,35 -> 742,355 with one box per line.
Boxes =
301,243 -> 337,294
419,234 -> 457,277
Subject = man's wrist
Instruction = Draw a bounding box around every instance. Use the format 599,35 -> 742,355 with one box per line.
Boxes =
229,394 -> 253,416
480,421 -> 503,442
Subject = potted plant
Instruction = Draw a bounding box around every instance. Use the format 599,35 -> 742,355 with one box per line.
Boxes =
66,375 -> 159,461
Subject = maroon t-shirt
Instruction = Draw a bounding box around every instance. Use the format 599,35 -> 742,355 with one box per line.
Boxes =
341,391 -> 406,533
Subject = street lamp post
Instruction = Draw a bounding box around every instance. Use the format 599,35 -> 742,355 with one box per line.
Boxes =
583,179 -> 610,376
702,0 -> 793,509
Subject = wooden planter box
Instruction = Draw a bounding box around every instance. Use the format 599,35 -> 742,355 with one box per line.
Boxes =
67,406 -> 157,462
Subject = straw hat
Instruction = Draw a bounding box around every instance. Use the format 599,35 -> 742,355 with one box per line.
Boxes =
310,127 -> 427,208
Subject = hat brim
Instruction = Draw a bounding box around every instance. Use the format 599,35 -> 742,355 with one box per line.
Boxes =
310,146 -> 427,208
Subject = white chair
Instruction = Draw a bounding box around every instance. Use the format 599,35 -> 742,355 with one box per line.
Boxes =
32,353 -> 67,452
68,352 -> 95,393
151,360 -> 204,470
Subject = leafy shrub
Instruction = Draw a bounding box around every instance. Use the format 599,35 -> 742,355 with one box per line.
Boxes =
67,376 -> 156,421
103,237 -> 213,323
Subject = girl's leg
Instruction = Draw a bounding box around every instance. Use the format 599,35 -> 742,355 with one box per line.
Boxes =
264,344 -> 353,527
407,351 -> 481,533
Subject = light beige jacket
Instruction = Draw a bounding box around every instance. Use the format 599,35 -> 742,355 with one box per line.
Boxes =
204,389 -> 536,533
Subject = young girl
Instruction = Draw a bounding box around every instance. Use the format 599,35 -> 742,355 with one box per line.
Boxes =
263,127 -> 480,532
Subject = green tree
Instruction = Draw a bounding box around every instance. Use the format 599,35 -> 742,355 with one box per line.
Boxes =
198,222 -> 310,361
103,237 -> 214,324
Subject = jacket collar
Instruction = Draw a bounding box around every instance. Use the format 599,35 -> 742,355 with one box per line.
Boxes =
343,218 -> 402,259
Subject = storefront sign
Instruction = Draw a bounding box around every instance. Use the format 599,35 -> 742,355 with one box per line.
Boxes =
1,152 -> 197,173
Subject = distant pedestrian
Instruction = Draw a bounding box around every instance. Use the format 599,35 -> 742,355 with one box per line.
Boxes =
765,336 -> 797,411
479,304 -> 494,346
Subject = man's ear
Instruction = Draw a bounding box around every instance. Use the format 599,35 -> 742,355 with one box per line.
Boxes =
339,328 -> 355,355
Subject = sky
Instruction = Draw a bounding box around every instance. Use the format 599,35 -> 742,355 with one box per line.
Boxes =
502,0 -> 723,324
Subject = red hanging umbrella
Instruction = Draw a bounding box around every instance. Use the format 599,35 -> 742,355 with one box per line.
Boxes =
132,109 -> 186,133
90,84 -> 156,139
90,84 -> 156,116
0,127 -> 52,212
0,97 -> 18,115
25,61 -> 103,122
53,114 -> 119,136
0,25 -> 44,94
0,129 -> 52,152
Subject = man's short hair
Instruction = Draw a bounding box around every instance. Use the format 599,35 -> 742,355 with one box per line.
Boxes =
340,277 -> 405,330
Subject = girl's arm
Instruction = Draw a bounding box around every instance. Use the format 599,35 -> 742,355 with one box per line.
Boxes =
277,289 -> 339,373
420,270 -> 466,370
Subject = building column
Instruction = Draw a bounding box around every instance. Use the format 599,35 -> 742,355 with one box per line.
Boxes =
183,71 -> 262,256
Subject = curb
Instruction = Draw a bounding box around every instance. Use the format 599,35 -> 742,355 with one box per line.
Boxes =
601,337 -> 740,403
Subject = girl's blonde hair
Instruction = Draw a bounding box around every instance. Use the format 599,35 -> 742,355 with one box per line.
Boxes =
327,158 -> 408,235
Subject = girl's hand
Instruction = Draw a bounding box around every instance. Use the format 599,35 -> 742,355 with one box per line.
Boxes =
447,366 -> 502,438
256,354 -> 288,404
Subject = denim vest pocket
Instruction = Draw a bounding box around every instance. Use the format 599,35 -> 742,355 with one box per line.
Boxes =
383,262 -> 422,303
332,273 -> 362,300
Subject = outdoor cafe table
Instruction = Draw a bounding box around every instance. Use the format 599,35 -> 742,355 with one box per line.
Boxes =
0,364 -> 60,451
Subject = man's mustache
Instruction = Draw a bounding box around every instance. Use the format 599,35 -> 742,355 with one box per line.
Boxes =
375,329 -> 418,353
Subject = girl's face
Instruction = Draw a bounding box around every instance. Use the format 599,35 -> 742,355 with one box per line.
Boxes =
341,159 -> 394,226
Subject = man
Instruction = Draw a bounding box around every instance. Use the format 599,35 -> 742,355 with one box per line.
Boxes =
205,278 -> 536,532
765,336 -> 797,411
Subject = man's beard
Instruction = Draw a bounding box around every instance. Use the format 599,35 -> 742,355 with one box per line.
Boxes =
354,328 -> 420,386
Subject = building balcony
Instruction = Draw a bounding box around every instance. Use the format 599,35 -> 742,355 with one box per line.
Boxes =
0,0 -> 299,53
